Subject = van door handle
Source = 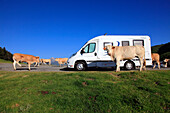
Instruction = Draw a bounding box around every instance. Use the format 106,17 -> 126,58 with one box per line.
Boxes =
94,52 -> 97,56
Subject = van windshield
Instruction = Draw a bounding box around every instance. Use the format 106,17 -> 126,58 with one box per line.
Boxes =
79,41 -> 88,50
82,41 -> 88,48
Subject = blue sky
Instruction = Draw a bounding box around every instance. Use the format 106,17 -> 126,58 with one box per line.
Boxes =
0,0 -> 170,58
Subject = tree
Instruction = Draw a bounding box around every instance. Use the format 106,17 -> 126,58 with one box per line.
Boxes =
0,46 -> 13,61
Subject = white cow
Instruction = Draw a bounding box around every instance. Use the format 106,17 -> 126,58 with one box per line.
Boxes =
104,45 -> 146,72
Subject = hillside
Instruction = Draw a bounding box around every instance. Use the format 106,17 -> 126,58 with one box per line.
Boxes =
0,47 -> 13,61
151,42 -> 170,60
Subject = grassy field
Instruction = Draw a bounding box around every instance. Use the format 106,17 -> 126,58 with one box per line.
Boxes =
0,59 -> 12,63
0,70 -> 169,112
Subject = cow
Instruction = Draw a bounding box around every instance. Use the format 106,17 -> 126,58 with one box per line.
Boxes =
13,53 -> 40,71
104,45 -> 146,72
55,58 -> 68,67
151,53 -> 160,69
164,59 -> 170,67
34,56 -> 40,67
40,59 -> 51,65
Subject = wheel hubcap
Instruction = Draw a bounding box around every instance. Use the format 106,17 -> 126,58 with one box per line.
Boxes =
77,64 -> 83,70
126,63 -> 133,69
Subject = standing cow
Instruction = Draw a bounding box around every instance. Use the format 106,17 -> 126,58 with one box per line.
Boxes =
164,59 -> 170,68
104,45 -> 146,72
55,58 -> 68,67
40,59 -> 51,65
13,53 -> 40,71
151,53 -> 160,69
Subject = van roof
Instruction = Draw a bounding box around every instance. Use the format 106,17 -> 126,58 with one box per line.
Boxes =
89,35 -> 150,41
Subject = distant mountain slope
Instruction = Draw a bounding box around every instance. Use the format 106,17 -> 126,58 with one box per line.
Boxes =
0,47 -> 13,61
151,42 -> 170,60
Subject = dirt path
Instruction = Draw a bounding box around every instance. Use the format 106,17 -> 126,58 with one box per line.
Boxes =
0,63 -> 68,72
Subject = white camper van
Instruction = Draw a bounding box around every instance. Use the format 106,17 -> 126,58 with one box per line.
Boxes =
67,35 -> 152,71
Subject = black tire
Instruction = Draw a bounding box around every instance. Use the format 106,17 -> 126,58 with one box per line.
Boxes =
124,61 -> 135,70
75,61 -> 86,71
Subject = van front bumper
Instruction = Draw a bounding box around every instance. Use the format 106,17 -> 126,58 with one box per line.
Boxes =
67,60 -> 75,68
67,64 -> 74,68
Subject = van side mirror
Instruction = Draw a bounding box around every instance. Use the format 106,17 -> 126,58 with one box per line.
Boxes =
80,48 -> 85,55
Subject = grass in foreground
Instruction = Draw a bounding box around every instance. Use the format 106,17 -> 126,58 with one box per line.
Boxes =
0,59 -> 12,63
0,70 -> 169,112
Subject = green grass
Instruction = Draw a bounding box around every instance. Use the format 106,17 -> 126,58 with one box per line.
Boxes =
0,70 -> 169,112
0,59 -> 12,63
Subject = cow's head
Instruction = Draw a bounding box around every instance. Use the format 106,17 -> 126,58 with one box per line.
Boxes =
103,45 -> 115,56
55,58 -> 59,61
164,59 -> 169,62
36,56 -> 40,63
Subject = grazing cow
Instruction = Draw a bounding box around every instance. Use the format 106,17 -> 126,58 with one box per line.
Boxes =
13,53 -> 40,71
164,59 -> 170,67
151,53 -> 160,69
40,59 -> 51,65
55,58 -> 68,67
104,45 -> 146,72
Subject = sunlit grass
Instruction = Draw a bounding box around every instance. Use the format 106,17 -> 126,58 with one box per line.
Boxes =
0,70 -> 169,112
0,59 -> 12,63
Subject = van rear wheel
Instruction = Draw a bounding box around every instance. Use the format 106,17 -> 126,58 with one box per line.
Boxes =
124,61 -> 135,70
75,61 -> 86,71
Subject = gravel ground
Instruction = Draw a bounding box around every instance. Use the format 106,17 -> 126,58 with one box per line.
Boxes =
0,63 -> 170,72
0,63 -> 68,72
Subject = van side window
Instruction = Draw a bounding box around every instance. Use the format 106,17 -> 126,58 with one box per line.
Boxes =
89,43 -> 96,53
84,45 -> 89,53
122,41 -> 129,46
133,40 -> 144,46
103,42 -> 113,49
84,43 -> 96,53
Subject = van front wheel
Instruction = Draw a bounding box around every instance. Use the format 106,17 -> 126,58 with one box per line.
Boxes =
75,61 -> 86,71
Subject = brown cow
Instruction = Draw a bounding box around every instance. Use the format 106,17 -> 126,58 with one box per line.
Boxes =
40,59 -> 51,65
104,45 -> 146,72
164,59 -> 170,67
55,58 -> 68,67
34,56 -> 40,67
151,53 -> 160,69
13,53 -> 40,71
